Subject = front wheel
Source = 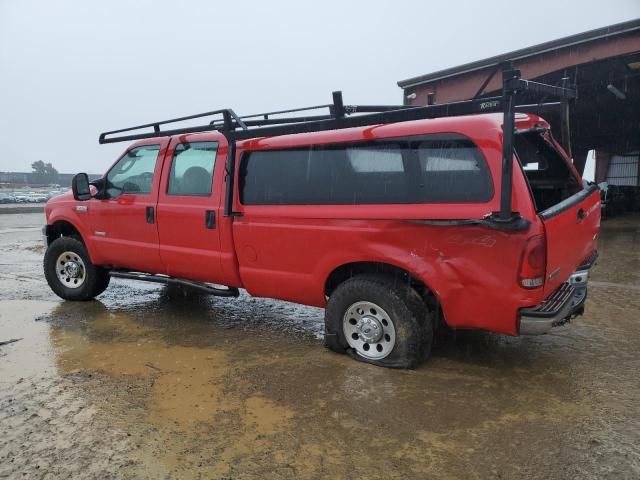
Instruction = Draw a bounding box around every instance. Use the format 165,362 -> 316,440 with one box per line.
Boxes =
324,275 -> 433,368
44,237 -> 110,300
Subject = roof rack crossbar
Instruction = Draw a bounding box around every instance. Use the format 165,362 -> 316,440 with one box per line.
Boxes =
344,104 -> 422,113
99,123 -> 232,145
99,108 -> 247,144
211,114 -> 336,129
239,103 -> 333,120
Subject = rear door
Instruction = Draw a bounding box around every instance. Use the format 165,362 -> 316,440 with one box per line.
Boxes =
156,137 -> 224,283
515,132 -> 600,295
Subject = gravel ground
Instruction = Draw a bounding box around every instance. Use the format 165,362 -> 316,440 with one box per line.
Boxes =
0,212 -> 639,479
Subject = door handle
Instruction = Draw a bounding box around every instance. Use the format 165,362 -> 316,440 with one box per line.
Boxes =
576,208 -> 585,222
146,206 -> 155,224
205,210 -> 216,229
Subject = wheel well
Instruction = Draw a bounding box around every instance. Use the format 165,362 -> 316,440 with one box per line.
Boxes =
325,261 -> 446,329
47,221 -> 83,245
325,261 -> 425,297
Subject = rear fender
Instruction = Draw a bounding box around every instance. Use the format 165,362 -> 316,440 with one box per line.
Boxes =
315,222 -> 543,335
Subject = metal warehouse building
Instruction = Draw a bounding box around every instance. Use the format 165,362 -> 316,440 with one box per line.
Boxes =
398,19 -> 640,212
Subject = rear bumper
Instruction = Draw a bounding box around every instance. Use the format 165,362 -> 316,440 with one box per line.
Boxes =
518,253 -> 597,335
519,283 -> 579,335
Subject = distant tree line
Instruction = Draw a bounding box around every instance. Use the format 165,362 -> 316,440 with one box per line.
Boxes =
30,160 -> 59,184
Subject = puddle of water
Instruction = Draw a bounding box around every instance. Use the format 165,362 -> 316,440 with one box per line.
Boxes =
40,302 -> 304,476
0,300 -> 58,383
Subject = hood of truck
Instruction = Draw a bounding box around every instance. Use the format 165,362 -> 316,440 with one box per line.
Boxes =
45,191 -> 74,219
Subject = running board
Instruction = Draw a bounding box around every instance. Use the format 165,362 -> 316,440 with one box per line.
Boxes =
109,271 -> 240,297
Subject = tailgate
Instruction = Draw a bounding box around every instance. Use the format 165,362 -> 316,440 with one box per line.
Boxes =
540,185 -> 600,295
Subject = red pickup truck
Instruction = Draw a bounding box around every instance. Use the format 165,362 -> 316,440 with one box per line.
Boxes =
43,72 -> 600,368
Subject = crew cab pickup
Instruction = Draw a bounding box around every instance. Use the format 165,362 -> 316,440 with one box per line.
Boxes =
43,78 -> 600,368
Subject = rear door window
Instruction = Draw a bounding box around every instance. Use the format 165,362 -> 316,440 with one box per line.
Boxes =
167,141 -> 218,196
239,134 -> 492,205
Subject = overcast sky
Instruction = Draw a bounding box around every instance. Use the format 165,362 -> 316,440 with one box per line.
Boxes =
0,0 -> 638,174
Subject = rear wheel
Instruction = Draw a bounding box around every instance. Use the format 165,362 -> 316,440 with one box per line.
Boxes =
44,237 -> 110,300
324,275 -> 433,368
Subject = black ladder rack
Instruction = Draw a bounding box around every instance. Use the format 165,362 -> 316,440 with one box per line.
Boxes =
98,68 -> 577,227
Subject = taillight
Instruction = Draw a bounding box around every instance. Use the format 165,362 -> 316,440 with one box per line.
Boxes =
519,235 -> 546,289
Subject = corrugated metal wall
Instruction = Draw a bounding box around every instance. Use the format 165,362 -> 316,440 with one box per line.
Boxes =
606,153 -> 639,186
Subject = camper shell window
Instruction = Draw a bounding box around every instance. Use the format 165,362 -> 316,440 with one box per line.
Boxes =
239,134 -> 493,205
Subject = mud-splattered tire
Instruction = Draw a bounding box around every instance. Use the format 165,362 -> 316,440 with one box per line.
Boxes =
44,237 -> 110,301
324,275 -> 433,368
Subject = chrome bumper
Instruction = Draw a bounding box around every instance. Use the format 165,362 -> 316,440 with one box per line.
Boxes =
519,269 -> 590,335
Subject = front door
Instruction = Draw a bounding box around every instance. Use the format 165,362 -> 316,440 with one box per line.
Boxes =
89,140 -> 167,273
156,137 -> 223,283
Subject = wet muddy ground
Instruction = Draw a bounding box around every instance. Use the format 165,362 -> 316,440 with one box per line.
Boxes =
1,212 -> 639,479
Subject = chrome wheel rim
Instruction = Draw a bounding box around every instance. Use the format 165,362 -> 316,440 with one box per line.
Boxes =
55,251 -> 86,289
343,301 -> 396,360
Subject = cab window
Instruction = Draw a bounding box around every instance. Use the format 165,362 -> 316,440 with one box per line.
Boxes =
106,145 -> 160,197
167,142 -> 218,196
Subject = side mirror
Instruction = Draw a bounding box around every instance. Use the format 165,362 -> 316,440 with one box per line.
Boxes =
72,173 -> 92,201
